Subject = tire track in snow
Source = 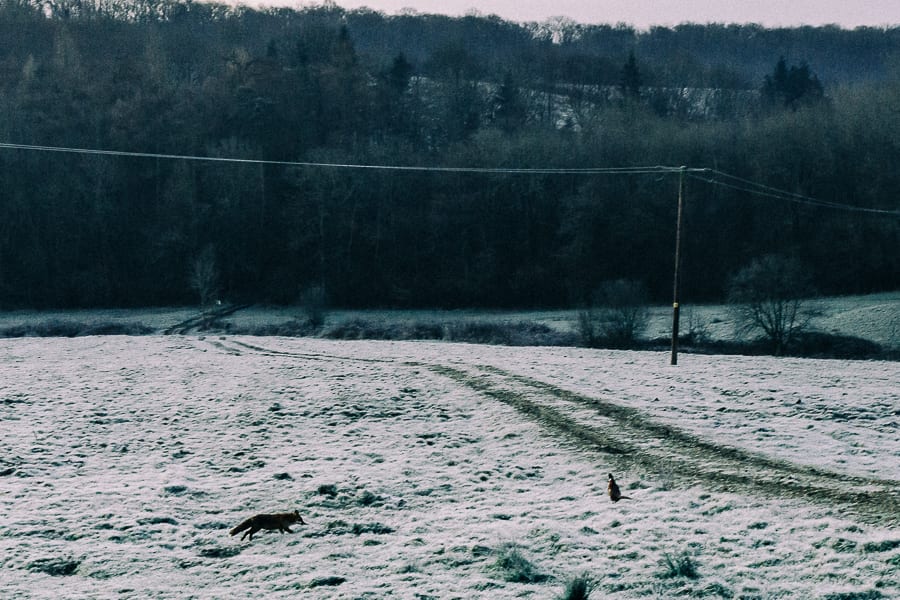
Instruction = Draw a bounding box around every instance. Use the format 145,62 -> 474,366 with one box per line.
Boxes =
198,337 -> 900,526
207,338 -> 398,364
431,362 -> 900,527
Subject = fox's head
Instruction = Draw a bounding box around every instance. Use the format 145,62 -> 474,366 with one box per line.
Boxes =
291,510 -> 306,525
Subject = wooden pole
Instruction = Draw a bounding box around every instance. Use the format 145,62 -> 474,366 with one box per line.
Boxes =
671,166 -> 686,365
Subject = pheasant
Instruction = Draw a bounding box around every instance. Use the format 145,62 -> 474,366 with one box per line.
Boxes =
607,473 -> 632,502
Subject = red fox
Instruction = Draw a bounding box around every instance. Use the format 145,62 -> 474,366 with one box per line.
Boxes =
607,473 -> 632,502
229,510 -> 305,541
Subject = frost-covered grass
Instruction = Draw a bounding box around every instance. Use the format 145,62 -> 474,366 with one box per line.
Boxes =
1,292 -> 897,353
1,336 -> 898,598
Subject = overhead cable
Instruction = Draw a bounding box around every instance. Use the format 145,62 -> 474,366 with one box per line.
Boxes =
0,141 -> 896,216
688,171 -> 899,216
0,142 -> 682,175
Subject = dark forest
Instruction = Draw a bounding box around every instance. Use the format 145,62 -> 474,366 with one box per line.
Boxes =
1,0 -> 898,309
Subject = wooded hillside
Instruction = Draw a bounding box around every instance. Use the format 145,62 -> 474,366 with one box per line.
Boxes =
1,0 -> 898,309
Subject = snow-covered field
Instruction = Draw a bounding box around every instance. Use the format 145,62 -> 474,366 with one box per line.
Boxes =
2,335 -> 899,598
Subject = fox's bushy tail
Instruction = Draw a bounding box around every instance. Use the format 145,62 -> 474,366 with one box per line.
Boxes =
229,519 -> 252,536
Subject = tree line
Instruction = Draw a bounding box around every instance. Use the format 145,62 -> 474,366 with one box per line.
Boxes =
0,0 -> 898,310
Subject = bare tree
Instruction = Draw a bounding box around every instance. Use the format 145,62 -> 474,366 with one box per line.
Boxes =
189,245 -> 220,308
297,284 -> 328,328
727,254 -> 814,355
577,279 -> 650,348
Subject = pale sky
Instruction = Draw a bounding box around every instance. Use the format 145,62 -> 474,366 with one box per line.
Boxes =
241,0 -> 900,28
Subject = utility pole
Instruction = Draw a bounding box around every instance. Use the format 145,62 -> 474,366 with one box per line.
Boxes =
671,166 -> 686,365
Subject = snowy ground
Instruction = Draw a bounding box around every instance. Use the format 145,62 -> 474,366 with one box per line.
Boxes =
1,335 -> 899,599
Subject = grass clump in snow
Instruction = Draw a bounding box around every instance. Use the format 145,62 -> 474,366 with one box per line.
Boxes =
822,591 -> 883,600
27,557 -> 80,576
658,552 -> 700,580
308,575 -> 346,588
351,522 -> 393,535
832,538 -> 858,552
317,483 -> 338,497
490,543 -> 549,583
862,539 -> 900,553
697,581 -> 734,598
199,546 -> 241,559
356,489 -> 382,507
558,573 -> 593,599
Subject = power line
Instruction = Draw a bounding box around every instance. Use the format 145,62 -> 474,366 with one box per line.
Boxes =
688,170 -> 900,217
0,141 -> 897,217
0,142 -> 682,176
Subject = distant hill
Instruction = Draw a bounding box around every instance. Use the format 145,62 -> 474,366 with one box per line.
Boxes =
0,0 -> 898,310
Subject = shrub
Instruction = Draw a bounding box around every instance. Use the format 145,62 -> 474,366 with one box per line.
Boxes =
577,279 -> 649,348
19,319 -> 83,337
445,320 -> 572,346
189,244 -> 220,308
682,308 -> 712,346
323,318 -> 389,340
322,317 -> 573,346
230,319 -> 318,337
559,574 -> 594,600
79,321 -> 155,336
575,308 -> 603,348
325,320 -> 449,341
0,320 -> 153,338
298,285 -> 328,328
405,321 -> 446,340
790,332 -> 882,359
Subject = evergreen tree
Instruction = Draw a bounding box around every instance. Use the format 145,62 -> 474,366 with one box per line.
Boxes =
387,52 -> 413,95
619,49 -> 642,99
762,56 -> 825,110
493,71 -> 527,132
